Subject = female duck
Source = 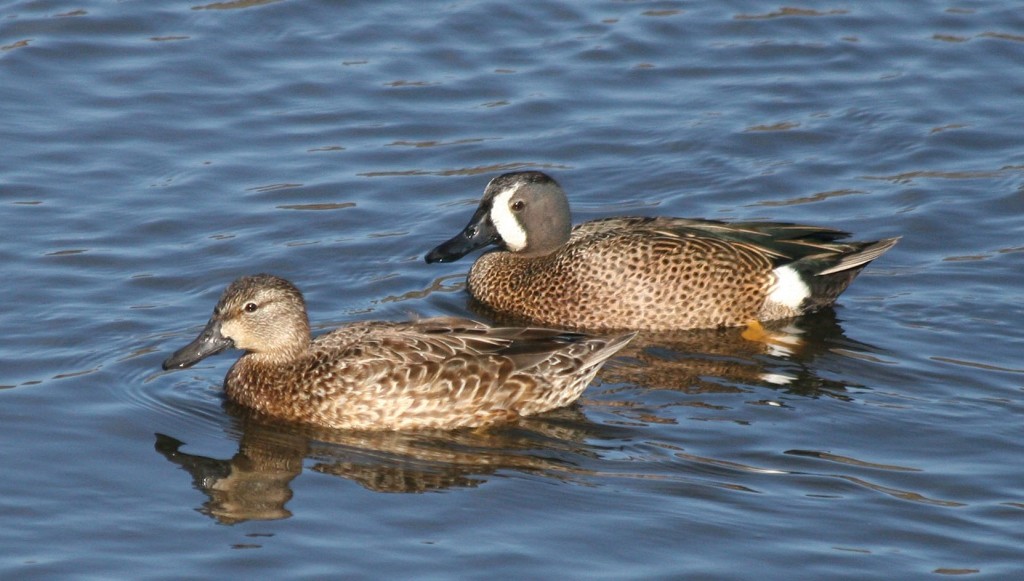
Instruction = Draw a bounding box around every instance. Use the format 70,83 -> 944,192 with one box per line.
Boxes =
162,274 -> 633,431
425,171 -> 899,332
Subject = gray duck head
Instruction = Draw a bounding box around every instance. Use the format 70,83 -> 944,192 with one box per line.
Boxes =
425,171 -> 572,263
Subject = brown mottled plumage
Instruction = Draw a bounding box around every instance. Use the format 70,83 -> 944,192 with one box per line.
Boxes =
162,274 -> 634,430
425,171 -> 899,332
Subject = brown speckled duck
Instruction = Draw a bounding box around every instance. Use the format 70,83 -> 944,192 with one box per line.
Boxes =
162,274 -> 634,430
425,171 -> 899,332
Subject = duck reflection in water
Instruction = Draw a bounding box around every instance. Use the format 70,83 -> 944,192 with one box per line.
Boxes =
468,298 -> 880,403
155,402 -> 611,524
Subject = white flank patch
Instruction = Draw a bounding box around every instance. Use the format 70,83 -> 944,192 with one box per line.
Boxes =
490,187 -> 528,251
767,265 -> 810,309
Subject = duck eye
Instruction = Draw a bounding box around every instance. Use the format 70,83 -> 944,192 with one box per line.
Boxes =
244,302 -> 258,313
465,226 -> 478,238
511,200 -> 525,212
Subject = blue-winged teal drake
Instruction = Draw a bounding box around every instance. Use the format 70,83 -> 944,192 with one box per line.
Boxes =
425,171 -> 899,332
162,274 -> 634,430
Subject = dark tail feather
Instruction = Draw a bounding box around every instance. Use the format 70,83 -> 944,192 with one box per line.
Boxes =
800,237 -> 900,311
817,237 -> 901,276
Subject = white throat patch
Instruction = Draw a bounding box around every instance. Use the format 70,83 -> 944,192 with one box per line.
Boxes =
490,188 -> 528,251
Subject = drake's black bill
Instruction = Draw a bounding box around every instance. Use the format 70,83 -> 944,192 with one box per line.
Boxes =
425,204 -> 499,263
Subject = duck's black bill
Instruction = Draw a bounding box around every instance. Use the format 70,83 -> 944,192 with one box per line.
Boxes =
162,319 -> 234,370
424,205 -> 499,264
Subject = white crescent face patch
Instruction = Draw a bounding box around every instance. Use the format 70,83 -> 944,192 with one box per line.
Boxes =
489,187 -> 528,251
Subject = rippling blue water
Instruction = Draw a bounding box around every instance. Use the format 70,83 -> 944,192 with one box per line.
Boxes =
3,0 -> 1023,578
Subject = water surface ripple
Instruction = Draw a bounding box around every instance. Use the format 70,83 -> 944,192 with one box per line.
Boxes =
2,1 -> 1023,579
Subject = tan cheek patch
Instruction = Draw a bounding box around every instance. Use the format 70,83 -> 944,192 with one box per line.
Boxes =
219,318 -> 249,349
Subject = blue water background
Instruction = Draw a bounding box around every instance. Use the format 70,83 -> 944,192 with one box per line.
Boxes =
2,1 -> 1023,578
